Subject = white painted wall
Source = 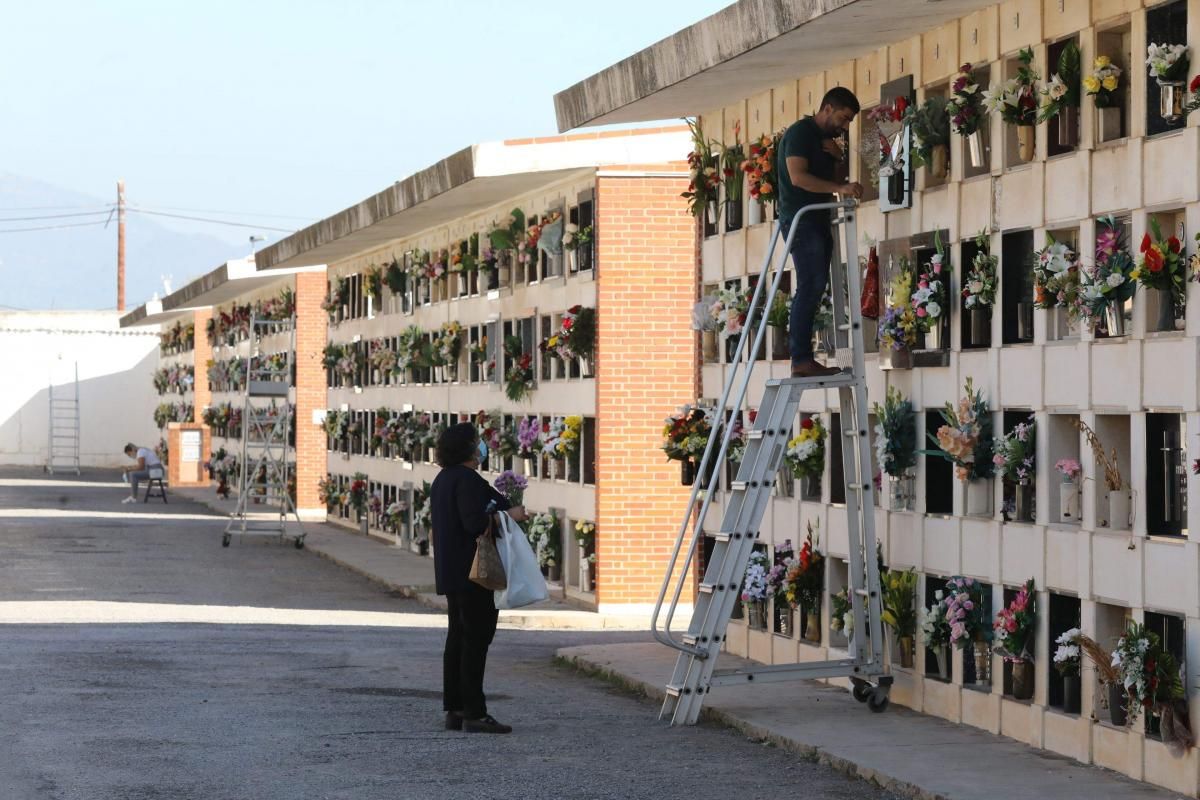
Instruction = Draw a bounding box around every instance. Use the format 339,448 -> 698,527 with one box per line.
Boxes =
0,311 -> 159,467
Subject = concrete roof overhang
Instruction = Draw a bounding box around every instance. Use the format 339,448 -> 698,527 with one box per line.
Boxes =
118,300 -> 191,329
553,0 -> 996,131
160,258 -> 325,312
254,129 -> 690,271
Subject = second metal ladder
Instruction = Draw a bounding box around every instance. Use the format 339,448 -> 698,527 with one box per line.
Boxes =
46,362 -> 81,475
656,200 -> 890,726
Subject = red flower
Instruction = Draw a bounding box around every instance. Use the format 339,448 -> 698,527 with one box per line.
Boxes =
801,418 -> 814,430
1191,74 -> 1200,93
1145,247 -> 1164,273
1168,236 -> 1182,254
1140,232 -> 1152,253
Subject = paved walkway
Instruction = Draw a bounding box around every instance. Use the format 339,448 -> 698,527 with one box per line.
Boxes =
173,485 -> 660,630
557,642 -> 1189,800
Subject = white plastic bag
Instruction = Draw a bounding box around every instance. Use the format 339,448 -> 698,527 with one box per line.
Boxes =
494,511 -> 548,609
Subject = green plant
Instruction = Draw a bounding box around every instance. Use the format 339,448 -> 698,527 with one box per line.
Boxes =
488,208 -> 526,251
904,97 -> 950,168
1039,40 -> 1081,122
766,291 -> 790,329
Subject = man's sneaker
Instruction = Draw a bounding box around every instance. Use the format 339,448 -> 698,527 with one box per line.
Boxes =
462,714 -> 512,734
121,496 -> 137,505
444,711 -> 463,731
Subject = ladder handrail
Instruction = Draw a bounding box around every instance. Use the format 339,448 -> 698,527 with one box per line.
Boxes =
652,200 -> 858,654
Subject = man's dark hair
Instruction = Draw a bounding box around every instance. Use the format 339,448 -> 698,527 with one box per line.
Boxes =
124,443 -> 136,456
820,87 -> 861,115
436,422 -> 478,468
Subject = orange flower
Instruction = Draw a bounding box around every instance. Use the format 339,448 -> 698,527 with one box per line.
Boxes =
1145,246 -> 1165,273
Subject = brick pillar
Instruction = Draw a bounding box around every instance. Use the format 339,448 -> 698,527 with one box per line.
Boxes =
167,422 -> 210,487
192,308 -> 212,423
595,171 -> 697,612
294,271 -> 328,519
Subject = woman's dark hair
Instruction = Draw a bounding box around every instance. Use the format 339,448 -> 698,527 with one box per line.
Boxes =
436,422 -> 479,468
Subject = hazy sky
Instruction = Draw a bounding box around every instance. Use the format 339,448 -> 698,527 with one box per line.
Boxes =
0,1 -> 726,248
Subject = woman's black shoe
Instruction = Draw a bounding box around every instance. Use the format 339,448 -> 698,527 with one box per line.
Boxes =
463,714 -> 512,734
444,711 -> 463,731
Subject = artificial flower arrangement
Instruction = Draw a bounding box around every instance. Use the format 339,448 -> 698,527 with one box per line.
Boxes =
382,499 -> 408,531
872,386 -> 918,478
556,416 -> 583,460
922,588 -> 953,650
929,377 -> 994,482
1135,218 -> 1187,307
494,470 -> 527,505
503,335 -> 535,402
946,63 -> 986,137
1111,621 -> 1186,730
741,550 -> 770,604
785,416 -> 827,480
526,511 -> 561,569
661,405 -> 712,463
488,208 -> 526,253
542,305 -> 596,362
877,257 -> 920,351
783,521 -> 825,611
984,48 -> 1040,127
881,569 -> 919,663
435,321 -> 463,368
347,472 -> 369,515
1080,215 -> 1137,326
741,129 -> 783,206
1084,55 -> 1122,108
1038,40 -> 1081,122
1032,234 -> 1081,313
561,224 -> 593,253
152,363 -> 195,395
317,474 -> 340,511
856,100 -> 908,189
942,576 -> 991,649
321,277 -> 349,320
369,340 -> 399,375
902,97 -> 951,171
992,415 -> 1037,485
414,482 -> 432,534
911,235 -> 948,334
721,121 -> 745,208
517,416 -> 542,459
1147,43 -> 1189,83
574,520 -> 597,563
159,321 -> 195,355
707,284 -> 751,336
682,118 -> 720,218
1053,627 -> 1082,677
767,540 -> 794,610
1185,75 -> 1200,118
363,264 -> 383,300
993,578 -> 1037,662
962,230 -> 998,311
384,255 -> 407,293
155,401 -> 193,430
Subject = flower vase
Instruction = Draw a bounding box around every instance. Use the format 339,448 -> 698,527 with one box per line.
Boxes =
1059,480 -> 1079,523
935,646 -> 950,680
929,143 -> 948,179
583,561 -> 595,593
967,130 -> 986,168
899,636 -> 915,668
1011,659 -> 1034,700
1015,480 -> 1034,523
1159,79 -> 1185,123
747,601 -> 767,630
964,478 -> 993,516
880,347 -> 912,371
968,308 -> 990,347
578,244 -> 593,271
702,329 -> 719,362
1015,125 -> 1035,162
705,199 -> 720,231
804,609 -> 821,643
1104,301 -> 1127,336
725,199 -> 743,232
770,326 -> 790,361
973,640 -> 991,685
1155,287 -> 1177,332
360,515 -> 368,536
1097,106 -> 1122,142
1107,489 -> 1131,530
922,322 -> 943,351
1017,301 -> 1035,341
1108,682 -> 1128,725
1063,674 -> 1081,714
889,473 -> 915,512
566,249 -> 578,273
680,460 -> 695,487
578,355 -> 592,378
548,564 -> 561,583
1056,105 -> 1079,147
498,263 -> 511,286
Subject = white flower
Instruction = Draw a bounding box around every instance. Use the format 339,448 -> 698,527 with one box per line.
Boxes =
1046,74 -> 1068,100
925,302 -> 941,318
934,589 -> 944,601
981,86 -> 1006,114
968,280 -> 984,294
1106,273 -> 1125,288
930,253 -> 943,265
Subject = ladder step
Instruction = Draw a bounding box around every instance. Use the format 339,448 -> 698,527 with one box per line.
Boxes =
665,683 -> 684,697
765,372 -> 858,389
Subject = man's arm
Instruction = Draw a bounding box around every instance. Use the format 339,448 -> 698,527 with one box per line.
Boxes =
786,156 -> 861,198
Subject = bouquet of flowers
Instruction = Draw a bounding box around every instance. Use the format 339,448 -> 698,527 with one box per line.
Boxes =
830,586 -> 853,634
741,130 -> 782,205
488,209 -> 526,252
1147,43 -> 1189,83
494,470 -> 527,505
922,589 -> 952,649
1134,218 -> 1186,304
1112,621 -> 1186,727
574,520 -> 597,563
963,231 -> 998,310
436,322 -> 463,366
363,264 -> 383,300
903,97 -> 950,169
662,405 -> 711,462
1053,627 -> 1082,677
741,550 -> 769,603
348,472 -> 369,515
561,224 -> 593,253
721,122 -> 744,205
527,512 -> 561,569
943,576 -> 990,648
929,378 -> 993,482
877,304 -> 919,351
910,236 -> 947,332
767,540 -> 794,608
873,386 -> 917,478
1055,458 -> 1082,482
992,415 -> 1036,484
1032,234 -> 1080,310
983,48 -> 1039,126
946,63 -> 985,137
785,416 -> 826,479
545,305 -> 595,361
383,500 -> 407,531
317,474 -> 339,511
707,284 -> 751,336
993,578 -> 1037,661
857,101 -> 907,188
517,416 -> 541,459
1085,55 -> 1123,108
682,118 -> 720,217
783,521 -> 824,610
556,416 -> 583,459
1080,216 -> 1137,324
503,336 -> 535,402
1038,40 -> 1081,122
881,568 -> 919,640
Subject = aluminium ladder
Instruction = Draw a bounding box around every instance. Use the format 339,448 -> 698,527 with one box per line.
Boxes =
46,362 -> 81,475
223,315 -> 305,549
656,199 -> 891,726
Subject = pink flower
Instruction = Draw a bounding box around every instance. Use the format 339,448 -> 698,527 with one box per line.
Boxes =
919,280 -> 929,289
993,454 -> 1006,466
916,307 -> 927,318
1005,617 -> 1018,633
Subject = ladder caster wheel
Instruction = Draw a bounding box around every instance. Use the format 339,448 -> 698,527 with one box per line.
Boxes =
222,534 -> 231,548
850,679 -> 872,703
294,537 -> 305,550
867,687 -> 890,713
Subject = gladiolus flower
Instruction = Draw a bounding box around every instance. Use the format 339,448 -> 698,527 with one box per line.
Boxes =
1140,232 -> 1152,253
1145,246 -> 1165,273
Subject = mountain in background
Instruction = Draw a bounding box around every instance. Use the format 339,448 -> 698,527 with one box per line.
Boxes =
0,173 -> 245,311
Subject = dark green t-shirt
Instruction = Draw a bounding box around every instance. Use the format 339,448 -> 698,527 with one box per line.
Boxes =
776,116 -> 836,227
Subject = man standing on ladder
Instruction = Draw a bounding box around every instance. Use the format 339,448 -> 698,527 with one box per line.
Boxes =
777,87 -> 864,378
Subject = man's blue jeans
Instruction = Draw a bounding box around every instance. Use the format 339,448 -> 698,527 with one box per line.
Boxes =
787,220 -> 833,363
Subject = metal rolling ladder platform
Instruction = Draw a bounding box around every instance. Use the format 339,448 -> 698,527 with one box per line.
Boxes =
46,362 -> 81,476
655,200 -> 890,726
223,315 -> 305,549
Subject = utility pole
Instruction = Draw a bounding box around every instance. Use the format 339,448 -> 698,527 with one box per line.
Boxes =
117,179 -> 126,311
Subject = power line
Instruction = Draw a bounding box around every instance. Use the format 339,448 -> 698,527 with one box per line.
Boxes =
0,210 -> 114,222
129,202 -> 313,222
0,220 -> 111,233
0,203 -> 110,212
126,207 -> 294,233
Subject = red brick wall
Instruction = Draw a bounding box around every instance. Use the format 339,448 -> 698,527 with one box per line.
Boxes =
596,172 -> 698,608
295,271 -> 328,515
192,308 -> 212,422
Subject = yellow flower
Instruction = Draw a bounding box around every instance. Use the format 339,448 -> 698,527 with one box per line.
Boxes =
1083,76 -> 1101,93
1095,55 -> 1111,68
1130,267 -> 1142,280
547,336 -> 558,347
1101,75 -> 1118,91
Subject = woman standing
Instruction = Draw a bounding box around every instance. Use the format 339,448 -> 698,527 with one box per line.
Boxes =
431,422 -> 527,734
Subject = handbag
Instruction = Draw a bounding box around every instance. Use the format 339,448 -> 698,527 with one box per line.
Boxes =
468,513 -> 507,591
493,511 -> 549,609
